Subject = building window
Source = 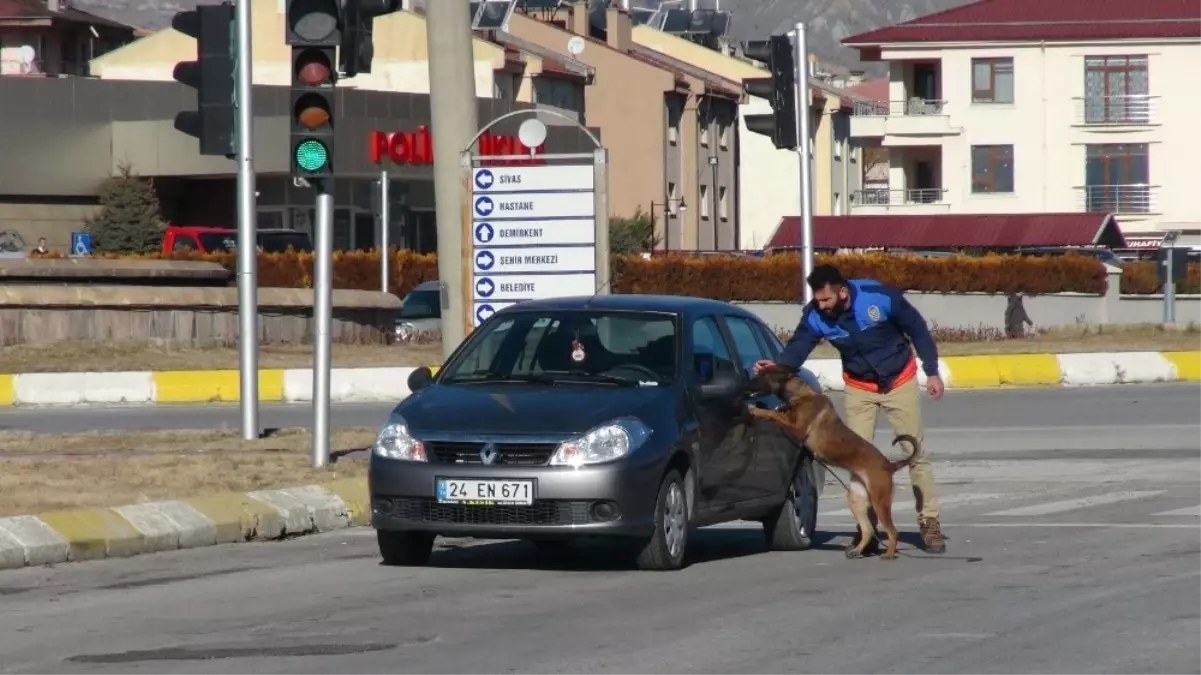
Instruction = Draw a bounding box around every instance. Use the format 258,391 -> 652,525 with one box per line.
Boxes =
833,192 -> 842,216
1084,56 -> 1149,124
667,182 -> 678,215
719,122 -> 729,149
1084,143 -> 1150,213
970,144 -> 1014,193
971,57 -> 1014,104
700,184 -> 710,219
700,122 -> 709,147
718,186 -> 728,220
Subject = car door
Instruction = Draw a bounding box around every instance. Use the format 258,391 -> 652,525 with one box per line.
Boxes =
721,314 -> 797,501
755,318 -> 825,498
687,315 -> 753,510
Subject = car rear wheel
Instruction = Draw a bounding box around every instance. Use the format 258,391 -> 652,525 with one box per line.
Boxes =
377,530 -> 435,566
634,469 -> 689,571
764,454 -> 819,551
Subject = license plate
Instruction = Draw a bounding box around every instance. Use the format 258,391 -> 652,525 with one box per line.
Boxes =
436,478 -> 535,505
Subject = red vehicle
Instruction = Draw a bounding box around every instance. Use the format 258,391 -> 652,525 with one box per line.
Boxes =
162,225 -> 313,255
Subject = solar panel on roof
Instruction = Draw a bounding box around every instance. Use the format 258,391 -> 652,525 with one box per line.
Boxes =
472,0 -> 516,30
686,9 -> 713,33
709,11 -> 731,37
660,8 -> 691,33
516,0 -> 562,9
469,1 -> 481,23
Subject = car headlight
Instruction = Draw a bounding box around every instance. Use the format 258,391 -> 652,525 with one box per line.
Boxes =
549,417 -> 652,468
372,413 -> 427,461
395,322 -> 415,340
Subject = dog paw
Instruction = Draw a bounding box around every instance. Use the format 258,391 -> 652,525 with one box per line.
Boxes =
880,552 -> 898,561
844,546 -> 863,559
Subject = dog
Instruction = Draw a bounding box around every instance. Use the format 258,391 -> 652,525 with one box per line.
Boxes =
745,364 -> 921,560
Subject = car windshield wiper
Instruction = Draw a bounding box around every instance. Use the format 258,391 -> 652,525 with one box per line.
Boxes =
538,371 -> 644,387
442,370 -> 558,385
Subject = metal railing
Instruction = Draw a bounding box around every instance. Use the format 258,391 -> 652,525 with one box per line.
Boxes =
1073,95 -> 1158,125
1076,184 -> 1157,214
852,98 -> 947,116
851,188 -> 947,206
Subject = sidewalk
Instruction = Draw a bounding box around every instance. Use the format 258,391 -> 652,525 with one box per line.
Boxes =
0,350 -> 1196,406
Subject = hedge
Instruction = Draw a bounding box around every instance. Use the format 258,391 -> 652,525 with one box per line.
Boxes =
52,249 -> 1201,298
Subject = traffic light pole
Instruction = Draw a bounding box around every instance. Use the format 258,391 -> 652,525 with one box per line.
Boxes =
380,170 -> 389,293
312,183 -> 334,468
793,22 -> 816,305
235,0 -> 259,440
425,0 -> 479,361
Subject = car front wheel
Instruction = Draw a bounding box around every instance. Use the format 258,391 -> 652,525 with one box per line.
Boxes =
634,469 -> 690,571
764,454 -> 819,551
377,530 -> 435,566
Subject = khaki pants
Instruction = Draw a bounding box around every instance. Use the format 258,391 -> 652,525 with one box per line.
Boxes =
842,377 -> 940,520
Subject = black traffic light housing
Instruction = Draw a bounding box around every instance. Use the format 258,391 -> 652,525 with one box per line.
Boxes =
742,34 -> 797,150
339,0 -> 400,77
172,2 -> 236,157
287,0 -> 341,179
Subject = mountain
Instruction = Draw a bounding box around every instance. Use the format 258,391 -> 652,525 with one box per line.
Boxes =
70,0 -> 977,74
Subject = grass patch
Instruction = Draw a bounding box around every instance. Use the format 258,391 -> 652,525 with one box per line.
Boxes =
0,427 -> 376,517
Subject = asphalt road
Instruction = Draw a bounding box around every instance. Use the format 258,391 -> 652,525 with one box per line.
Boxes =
1,384 -> 1197,455
0,384 -> 1198,673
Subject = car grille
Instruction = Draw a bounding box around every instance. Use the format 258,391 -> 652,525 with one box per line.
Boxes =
425,441 -> 559,466
373,497 -> 591,526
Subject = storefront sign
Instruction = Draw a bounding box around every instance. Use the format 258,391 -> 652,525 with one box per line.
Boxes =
369,126 -> 545,166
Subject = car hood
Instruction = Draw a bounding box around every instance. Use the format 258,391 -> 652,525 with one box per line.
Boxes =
396,383 -> 675,436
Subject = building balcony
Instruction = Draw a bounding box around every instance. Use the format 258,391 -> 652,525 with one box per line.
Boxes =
1076,184 -> 1159,215
850,188 -> 951,214
1072,95 -> 1159,127
849,99 -> 961,143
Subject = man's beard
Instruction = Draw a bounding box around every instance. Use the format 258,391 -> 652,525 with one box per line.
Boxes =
820,297 -> 846,318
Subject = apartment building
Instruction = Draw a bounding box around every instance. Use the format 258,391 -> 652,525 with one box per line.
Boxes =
842,0 -> 1201,238
1,0 -> 135,77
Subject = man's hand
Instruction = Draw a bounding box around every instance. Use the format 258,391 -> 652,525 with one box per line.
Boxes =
752,359 -> 775,375
926,375 -> 945,400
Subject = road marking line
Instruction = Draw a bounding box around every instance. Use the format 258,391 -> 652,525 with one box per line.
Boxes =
821,492 -> 1007,517
808,521 -> 1199,530
983,490 -> 1165,517
1152,505 -> 1201,517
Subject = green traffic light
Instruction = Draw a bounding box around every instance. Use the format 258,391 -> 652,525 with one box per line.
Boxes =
295,139 -> 328,171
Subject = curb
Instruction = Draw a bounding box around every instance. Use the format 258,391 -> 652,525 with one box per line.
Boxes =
0,479 -> 370,571
0,352 -> 1195,406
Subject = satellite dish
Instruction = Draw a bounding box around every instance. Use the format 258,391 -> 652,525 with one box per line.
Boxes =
518,118 -> 547,152
566,35 -> 585,57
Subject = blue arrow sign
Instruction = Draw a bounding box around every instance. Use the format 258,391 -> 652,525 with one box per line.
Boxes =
475,277 -> 495,298
474,169 -> 494,191
476,304 -> 496,324
474,222 -> 494,244
475,250 -> 495,271
473,196 -> 494,217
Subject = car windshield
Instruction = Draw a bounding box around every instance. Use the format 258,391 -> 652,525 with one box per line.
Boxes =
441,310 -> 678,386
399,290 -> 441,319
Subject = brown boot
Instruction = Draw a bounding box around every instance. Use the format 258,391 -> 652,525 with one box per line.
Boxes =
918,516 -> 946,554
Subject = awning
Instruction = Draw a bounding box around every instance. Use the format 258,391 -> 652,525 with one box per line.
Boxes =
764,213 -> 1126,251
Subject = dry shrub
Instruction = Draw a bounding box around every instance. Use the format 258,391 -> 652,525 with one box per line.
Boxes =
1120,261 -> 1201,294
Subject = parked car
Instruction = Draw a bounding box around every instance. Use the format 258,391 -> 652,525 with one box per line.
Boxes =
368,294 -> 824,571
394,280 -> 442,341
162,225 -> 313,255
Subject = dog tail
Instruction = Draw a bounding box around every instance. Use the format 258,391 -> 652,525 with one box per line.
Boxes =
888,434 -> 921,473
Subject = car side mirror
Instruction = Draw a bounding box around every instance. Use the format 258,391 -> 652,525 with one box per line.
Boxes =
698,370 -> 744,400
407,366 -> 434,393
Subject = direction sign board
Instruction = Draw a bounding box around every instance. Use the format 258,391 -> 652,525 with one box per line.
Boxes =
472,165 -> 593,193
469,159 -> 600,328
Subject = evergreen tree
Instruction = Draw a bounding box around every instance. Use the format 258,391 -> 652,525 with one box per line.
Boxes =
85,163 -> 167,254
609,207 -> 659,255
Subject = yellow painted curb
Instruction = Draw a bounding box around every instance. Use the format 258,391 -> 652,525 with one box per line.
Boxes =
37,508 -> 144,561
1162,351 -> 1201,382
321,479 -> 371,527
0,373 -> 13,406
153,370 -> 241,403
992,354 -> 1063,387
259,368 -> 285,401
183,493 -> 286,543
943,356 -> 1001,388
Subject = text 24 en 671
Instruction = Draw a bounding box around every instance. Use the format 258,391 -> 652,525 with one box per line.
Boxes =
436,478 -> 535,505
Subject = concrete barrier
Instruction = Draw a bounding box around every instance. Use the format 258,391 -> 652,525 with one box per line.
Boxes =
0,352 -> 1195,405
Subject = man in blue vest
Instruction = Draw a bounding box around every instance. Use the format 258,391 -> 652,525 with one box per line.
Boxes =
753,264 -> 947,554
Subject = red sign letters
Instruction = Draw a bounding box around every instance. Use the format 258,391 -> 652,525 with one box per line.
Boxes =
369,126 -> 546,166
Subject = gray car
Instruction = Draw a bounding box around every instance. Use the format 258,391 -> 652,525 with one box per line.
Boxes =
369,294 -> 825,571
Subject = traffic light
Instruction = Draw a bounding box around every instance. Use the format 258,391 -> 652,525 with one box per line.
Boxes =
287,0 -> 340,179
742,34 -> 797,150
172,2 -> 236,157
340,0 -> 401,78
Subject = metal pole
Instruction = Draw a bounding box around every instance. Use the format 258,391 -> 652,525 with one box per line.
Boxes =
793,22 -> 815,304
1164,232 -> 1179,324
426,0 -> 479,361
235,0 -> 258,440
311,186 -> 334,468
380,170 -> 389,293
594,148 -> 610,293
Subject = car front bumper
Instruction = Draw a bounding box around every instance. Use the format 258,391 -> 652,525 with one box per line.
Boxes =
369,453 -> 665,540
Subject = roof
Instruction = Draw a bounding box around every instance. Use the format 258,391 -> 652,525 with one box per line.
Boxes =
764,213 -> 1127,250
493,33 -> 593,81
848,79 -> 889,103
0,0 -> 134,30
843,0 -> 1201,46
626,43 -> 743,100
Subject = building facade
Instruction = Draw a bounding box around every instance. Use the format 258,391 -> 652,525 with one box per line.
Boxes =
842,0 -> 1201,240
0,0 -> 134,77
